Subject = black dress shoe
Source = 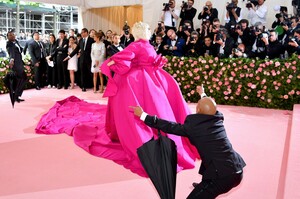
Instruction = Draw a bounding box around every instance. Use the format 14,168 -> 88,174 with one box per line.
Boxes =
82,88 -> 86,92
36,86 -> 41,90
16,98 -> 25,103
57,86 -> 62,89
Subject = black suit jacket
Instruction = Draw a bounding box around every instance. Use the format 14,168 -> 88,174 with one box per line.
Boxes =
28,40 -> 47,65
144,111 -> 246,180
52,38 -> 69,59
107,44 -> 125,57
6,40 -> 24,75
69,36 -> 94,65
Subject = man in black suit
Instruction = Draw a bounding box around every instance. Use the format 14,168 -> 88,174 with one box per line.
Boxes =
66,28 -> 94,91
130,85 -> 246,199
49,30 -> 69,89
6,31 -> 27,102
106,33 -> 125,57
28,32 -> 48,90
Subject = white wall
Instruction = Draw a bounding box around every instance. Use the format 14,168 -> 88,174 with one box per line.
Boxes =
143,0 -> 295,31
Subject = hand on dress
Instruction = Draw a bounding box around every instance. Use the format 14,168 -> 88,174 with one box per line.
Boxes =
129,106 -> 144,117
107,60 -> 115,66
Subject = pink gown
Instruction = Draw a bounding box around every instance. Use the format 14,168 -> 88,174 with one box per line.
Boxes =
36,39 -> 198,177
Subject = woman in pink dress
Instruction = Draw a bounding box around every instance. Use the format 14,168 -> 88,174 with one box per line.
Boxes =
36,22 -> 198,177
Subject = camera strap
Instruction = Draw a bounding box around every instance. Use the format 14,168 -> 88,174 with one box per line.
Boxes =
171,13 -> 175,27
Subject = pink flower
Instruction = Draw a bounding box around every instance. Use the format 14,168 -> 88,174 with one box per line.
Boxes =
173,74 -> 177,77
191,90 -> 195,94
188,59 -> 193,63
240,73 -> 245,78
247,83 -> 252,87
235,79 -> 239,83
283,95 -> 288,99
193,61 -> 198,65
275,86 -> 279,90
275,61 -> 280,67
224,96 -> 229,100
209,59 -> 214,64
290,90 -> 295,95
205,65 -> 209,69
209,70 -> 214,75
267,99 -> 272,103
288,75 -> 293,79
204,76 -> 208,80
249,63 -> 255,68
296,91 -> 300,95
223,91 -> 229,95
222,67 -> 226,71
244,96 -> 249,100
287,79 -> 291,84
257,67 -> 263,73
251,84 -> 256,89
249,73 -> 253,77
181,77 -> 185,80
230,71 -> 236,77
232,63 -> 237,67
256,76 -> 260,81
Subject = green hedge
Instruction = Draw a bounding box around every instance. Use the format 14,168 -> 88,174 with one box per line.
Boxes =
1,55 -> 299,110
164,55 -> 300,110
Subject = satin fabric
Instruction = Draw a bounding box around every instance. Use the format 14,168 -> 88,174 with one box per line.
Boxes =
36,39 -> 198,177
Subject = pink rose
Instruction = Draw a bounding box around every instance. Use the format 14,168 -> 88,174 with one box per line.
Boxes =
230,71 -> 236,77
283,95 -> 288,99
267,99 -> 272,103
223,91 -> 229,95
244,96 -> 249,100
224,96 -> 229,100
287,79 -> 291,84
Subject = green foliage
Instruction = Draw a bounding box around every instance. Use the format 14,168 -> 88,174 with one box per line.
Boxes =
164,55 -> 300,110
0,56 -> 34,94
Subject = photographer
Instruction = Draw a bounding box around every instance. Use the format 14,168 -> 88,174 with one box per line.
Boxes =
150,21 -> 168,45
120,23 -> 135,47
164,29 -> 185,56
262,30 -> 284,59
230,43 -> 248,58
179,0 -> 197,29
249,23 -> 268,59
198,1 -> 218,24
284,16 -> 300,56
271,13 -> 287,42
177,20 -> 194,41
152,34 -> 166,55
213,28 -> 235,58
198,19 -> 212,40
185,31 -> 202,57
161,0 -> 180,32
199,36 -> 218,57
233,19 -> 256,52
224,0 -> 243,31
287,28 -> 300,55
247,0 -> 268,26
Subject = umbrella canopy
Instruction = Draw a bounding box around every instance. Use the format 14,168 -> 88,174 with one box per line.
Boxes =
137,130 -> 177,199
3,70 -> 17,108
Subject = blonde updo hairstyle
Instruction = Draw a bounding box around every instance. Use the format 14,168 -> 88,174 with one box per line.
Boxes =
132,22 -> 152,40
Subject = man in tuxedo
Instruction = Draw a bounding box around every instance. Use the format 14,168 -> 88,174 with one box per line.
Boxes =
28,32 -> 47,90
49,30 -> 69,89
6,31 -> 27,102
66,28 -> 94,91
107,33 -> 125,57
130,85 -> 246,199
164,29 -> 185,56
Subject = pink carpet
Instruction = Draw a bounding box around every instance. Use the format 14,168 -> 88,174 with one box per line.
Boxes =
0,87 -> 299,199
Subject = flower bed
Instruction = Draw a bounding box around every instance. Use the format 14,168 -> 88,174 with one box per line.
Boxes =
0,56 -> 34,94
1,55 -> 299,110
164,55 -> 300,110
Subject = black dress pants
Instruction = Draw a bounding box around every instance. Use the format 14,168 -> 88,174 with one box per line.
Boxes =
187,171 -> 243,199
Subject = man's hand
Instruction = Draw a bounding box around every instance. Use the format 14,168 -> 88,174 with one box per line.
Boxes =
9,59 -> 14,68
129,106 -> 144,117
197,84 -> 204,96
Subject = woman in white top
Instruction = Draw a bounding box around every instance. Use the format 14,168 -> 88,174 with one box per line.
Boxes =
91,32 -> 106,93
67,36 -> 78,89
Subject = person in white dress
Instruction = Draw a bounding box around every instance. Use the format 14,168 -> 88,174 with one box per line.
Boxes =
91,32 -> 106,93
67,36 -> 78,89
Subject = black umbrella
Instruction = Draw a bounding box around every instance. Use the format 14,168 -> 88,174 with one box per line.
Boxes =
137,130 -> 177,199
3,70 -> 17,108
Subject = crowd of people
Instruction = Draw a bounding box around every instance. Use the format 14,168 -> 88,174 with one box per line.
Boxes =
3,0 -> 300,94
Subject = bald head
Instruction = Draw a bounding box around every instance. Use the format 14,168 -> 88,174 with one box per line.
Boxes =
196,97 -> 217,115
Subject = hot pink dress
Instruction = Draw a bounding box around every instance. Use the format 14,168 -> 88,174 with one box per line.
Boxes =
36,39 -> 198,177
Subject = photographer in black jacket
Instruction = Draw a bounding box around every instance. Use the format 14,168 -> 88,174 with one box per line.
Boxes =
262,29 -> 285,59
179,0 -> 197,29
287,28 -> 300,55
198,1 -> 218,24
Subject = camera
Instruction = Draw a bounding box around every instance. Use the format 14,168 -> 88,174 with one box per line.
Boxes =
289,36 -> 299,43
215,32 -> 223,41
182,1 -> 188,9
275,13 -> 283,19
156,22 -> 163,34
123,21 -> 130,35
203,6 -> 209,12
190,36 -> 197,41
258,32 -> 269,40
163,2 -> 171,11
226,3 -> 237,11
246,0 -> 259,8
183,24 -> 192,32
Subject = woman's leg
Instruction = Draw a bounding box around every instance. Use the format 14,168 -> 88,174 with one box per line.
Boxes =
70,70 -> 75,89
93,72 -> 97,92
99,72 -> 104,93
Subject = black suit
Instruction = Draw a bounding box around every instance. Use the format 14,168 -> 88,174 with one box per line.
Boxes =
106,44 -> 125,57
28,40 -> 48,87
143,111 -> 246,198
51,38 -> 69,88
6,40 -> 27,99
69,36 -> 94,89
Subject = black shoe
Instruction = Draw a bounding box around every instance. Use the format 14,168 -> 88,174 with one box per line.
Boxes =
57,86 -> 62,89
36,86 -> 41,90
16,98 -> 25,103
82,88 -> 86,92
64,86 -> 68,90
